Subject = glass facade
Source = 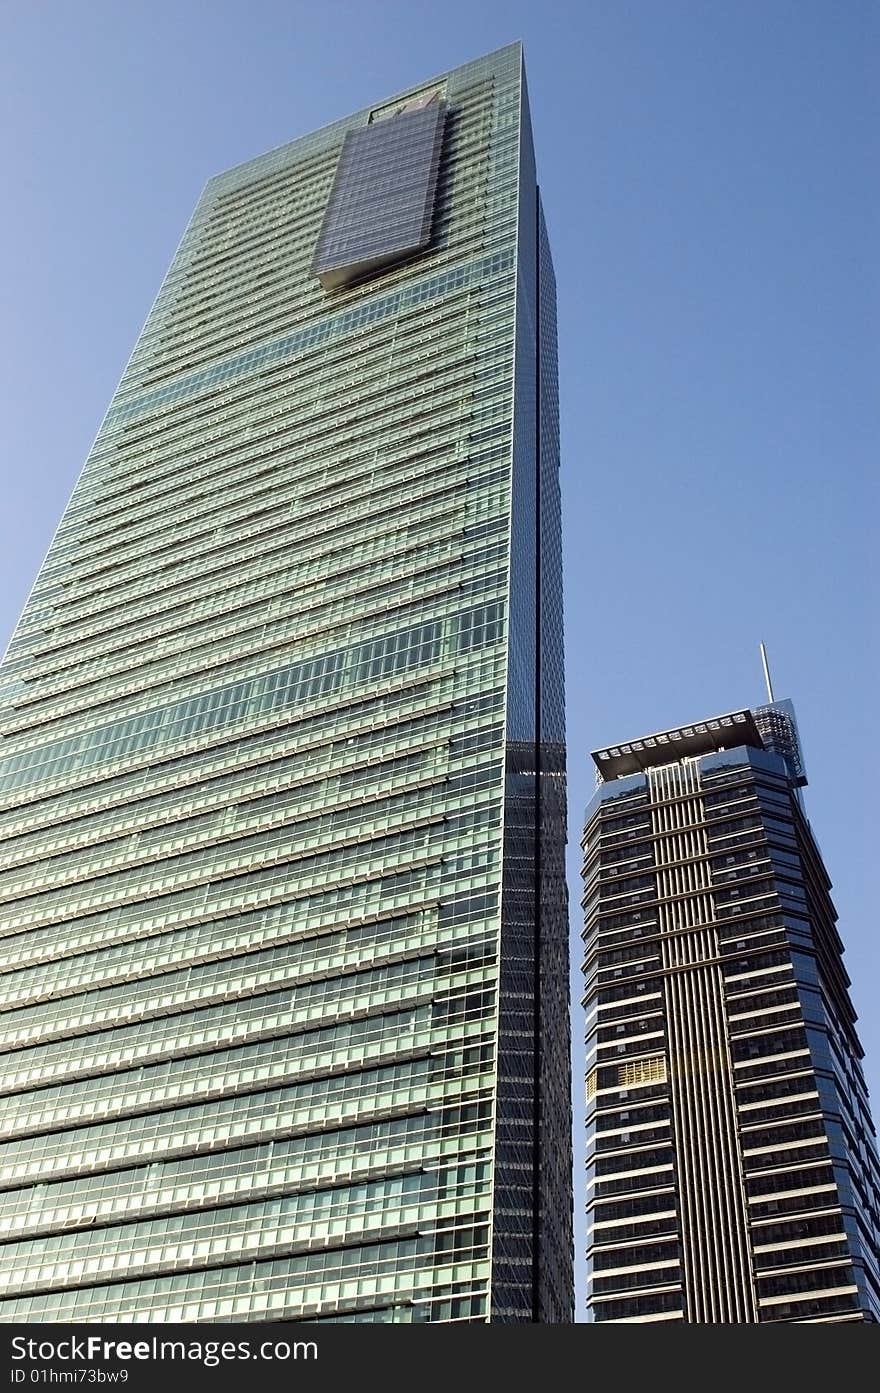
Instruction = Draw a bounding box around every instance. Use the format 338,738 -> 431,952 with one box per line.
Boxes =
0,43 -> 572,1323
582,707 -> 880,1322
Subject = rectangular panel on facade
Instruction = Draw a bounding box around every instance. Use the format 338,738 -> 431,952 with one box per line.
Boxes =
311,93 -> 445,290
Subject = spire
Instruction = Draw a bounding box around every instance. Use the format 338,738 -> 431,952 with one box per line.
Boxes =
759,641 -> 775,703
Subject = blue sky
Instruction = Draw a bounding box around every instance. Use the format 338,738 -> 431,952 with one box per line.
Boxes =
1,0 -> 877,1315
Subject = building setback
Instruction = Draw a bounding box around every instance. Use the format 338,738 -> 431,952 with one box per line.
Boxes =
0,43 -> 572,1323
582,702 -> 880,1322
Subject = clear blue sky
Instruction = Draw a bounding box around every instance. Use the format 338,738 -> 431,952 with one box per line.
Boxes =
1,0 -> 877,1317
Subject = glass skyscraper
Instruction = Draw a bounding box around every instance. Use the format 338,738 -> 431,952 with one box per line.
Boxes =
582,701 -> 880,1322
0,43 -> 572,1323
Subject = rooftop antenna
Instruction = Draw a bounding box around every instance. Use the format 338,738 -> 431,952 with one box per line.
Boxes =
759,642 -> 775,703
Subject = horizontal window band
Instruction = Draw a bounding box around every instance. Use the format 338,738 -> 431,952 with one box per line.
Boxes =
100,249 -> 516,431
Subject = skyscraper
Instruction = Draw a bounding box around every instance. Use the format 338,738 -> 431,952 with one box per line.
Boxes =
0,43 -> 572,1323
582,700 -> 880,1322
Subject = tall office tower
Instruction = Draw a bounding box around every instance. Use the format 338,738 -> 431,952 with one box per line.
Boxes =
0,43 -> 572,1323
582,702 -> 880,1323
